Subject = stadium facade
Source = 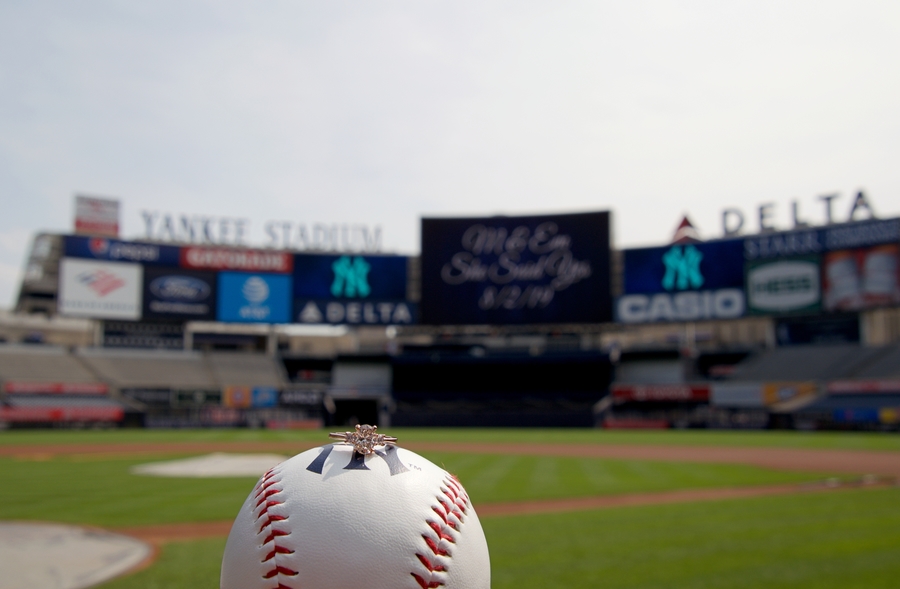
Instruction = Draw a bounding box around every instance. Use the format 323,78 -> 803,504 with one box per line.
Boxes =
3,198 -> 900,431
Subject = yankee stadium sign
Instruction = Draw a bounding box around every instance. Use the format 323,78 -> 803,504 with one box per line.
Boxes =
140,211 -> 382,253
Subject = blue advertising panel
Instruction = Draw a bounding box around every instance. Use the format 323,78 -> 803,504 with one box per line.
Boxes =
292,254 -> 414,325
143,267 -> 217,321
64,235 -> 181,266
420,212 -> 612,325
743,217 -> 900,261
252,387 -> 279,408
217,272 -> 291,323
618,239 -> 745,323
293,254 -> 407,299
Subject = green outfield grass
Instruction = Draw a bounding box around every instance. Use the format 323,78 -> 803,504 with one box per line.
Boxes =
96,488 -> 900,589
1,426 -> 899,451
0,450 -> 822,527
485,487 -> 900,589
1,428 -> 897,588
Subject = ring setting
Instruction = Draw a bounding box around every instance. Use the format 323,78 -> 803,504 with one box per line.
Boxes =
329,424 -> 398,455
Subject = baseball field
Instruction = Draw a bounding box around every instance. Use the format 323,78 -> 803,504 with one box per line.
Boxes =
1,428 -> 899,589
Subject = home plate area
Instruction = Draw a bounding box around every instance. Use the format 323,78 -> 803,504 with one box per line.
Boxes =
0,453 -> 284,589
0,522 -> 152,589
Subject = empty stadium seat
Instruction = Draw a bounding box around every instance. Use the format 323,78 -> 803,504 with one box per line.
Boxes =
0,344 -> 98,383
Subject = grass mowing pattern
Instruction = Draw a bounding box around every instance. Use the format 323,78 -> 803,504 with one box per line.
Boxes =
485,487 -> 900,589
418,451 -> 824,503
0,452 -> 822,528
92,488 -> 900,589
1,428 -> 900,451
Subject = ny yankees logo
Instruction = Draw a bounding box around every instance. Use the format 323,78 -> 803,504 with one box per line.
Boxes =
308,424 -> 408,475
331,256 -> 372,298
306,443 -> 409,475
661,244 -> 704,291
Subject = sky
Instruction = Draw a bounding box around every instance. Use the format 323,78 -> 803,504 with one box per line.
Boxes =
2,1 -> 899,309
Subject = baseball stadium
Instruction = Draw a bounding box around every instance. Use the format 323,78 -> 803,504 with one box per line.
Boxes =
1,199 -> 899,588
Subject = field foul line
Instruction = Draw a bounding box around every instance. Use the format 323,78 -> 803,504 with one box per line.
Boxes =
116,477 -> 893,545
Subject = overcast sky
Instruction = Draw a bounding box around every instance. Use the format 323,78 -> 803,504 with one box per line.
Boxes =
2,1 -> 899,308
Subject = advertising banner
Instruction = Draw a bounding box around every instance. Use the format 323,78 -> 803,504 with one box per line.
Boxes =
2,381 -> 108,395
745,255 -> 821,315
823,245 -> 900,312
181,247 -> 293,273
251,387 -> 279,408
292,254 -> 414,324
143,267 -> 217,321
743,218 -> 900,261
217,272 -> 292,323
611,384 -> 710,402
223,385 -> 252,408
293,254 -> 407,299
0,404 -> 123,423
120,388 -> 172,405
58,258 -> 142,320
827,380 -> 900,395
280,388 -> 324,406
295,300 -> 416,325
64,235 -> 181,266
762,381 -> 817,406
618,239 -> 745,323
420,212 -> 612,325
74,195 -> 119,237
172,389 -> 222,405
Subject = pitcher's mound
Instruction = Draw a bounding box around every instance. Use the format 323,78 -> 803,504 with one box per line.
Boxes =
131,452 -> 288,477
0,522 -> 152,589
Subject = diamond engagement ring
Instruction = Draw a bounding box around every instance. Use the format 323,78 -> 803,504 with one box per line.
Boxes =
329,424 -> 398,455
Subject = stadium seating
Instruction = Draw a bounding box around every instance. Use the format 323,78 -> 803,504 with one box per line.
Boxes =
851,344 -> 900,378
207,351 -> 287,387
76,348 -> 216,389
0,344 -> 98,383
728,344 -> 886,381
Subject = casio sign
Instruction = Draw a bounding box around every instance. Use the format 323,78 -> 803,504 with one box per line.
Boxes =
150,276 -> 211,302
617,290 -> 745,323
617,244 -> 746,323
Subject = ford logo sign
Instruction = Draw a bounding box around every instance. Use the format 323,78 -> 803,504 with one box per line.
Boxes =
150,276 -> 211,302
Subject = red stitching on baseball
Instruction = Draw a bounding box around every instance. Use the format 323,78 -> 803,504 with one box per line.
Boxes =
263,529 -> 290,544
257,514 -> 286,534
252,469 -> 298,588
423,534 -> 450,556
412,572 -> 445,589
254,477 -> 279,497
427,520 -> 455,542
411,476 -> 472,589
263,566 -> 299,578
263,545 -> 295,562
416,553 -> 447,572
255,488 -> 281,507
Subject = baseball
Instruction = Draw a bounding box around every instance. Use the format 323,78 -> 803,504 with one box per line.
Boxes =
220,430 -> 491,589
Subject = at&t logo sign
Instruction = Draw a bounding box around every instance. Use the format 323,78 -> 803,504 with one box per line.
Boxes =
239,276 -> 271,320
